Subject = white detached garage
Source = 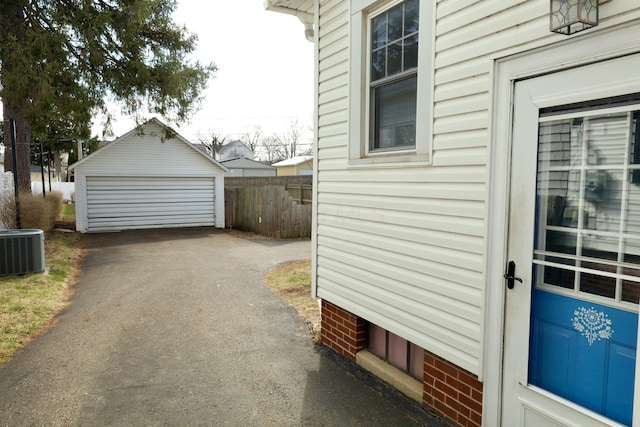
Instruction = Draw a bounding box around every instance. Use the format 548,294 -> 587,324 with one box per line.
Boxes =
69,118 -> 228,232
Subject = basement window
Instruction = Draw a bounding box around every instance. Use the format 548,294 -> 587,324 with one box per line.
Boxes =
368,323 -> 423,380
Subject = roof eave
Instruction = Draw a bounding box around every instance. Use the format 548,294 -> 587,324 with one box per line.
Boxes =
264,0 -> 315,42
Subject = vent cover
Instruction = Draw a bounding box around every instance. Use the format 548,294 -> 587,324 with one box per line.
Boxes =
0,229 -> 45,276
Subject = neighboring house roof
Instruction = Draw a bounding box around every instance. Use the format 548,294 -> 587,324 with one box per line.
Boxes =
191,143 -> 214,157
216,140 -> 254,159
220,158 -> 276,170
69,117 -> 229,173
272,155 -> 313,167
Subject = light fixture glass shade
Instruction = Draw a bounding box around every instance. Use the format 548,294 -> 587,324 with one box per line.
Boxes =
550,0 -> 599,35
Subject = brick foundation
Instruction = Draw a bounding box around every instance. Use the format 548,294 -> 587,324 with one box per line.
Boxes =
320,300 -> 366,361
424,350 -> 483,427
321,300 -> 484,427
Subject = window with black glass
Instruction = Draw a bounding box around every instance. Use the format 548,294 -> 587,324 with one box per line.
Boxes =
369,0 -> 419,152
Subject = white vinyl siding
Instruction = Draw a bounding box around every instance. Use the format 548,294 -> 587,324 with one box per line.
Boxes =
72,120 -> 226,232
315,0 -> 640,376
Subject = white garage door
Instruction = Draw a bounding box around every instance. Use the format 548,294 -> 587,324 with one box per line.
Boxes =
86,176 -> 215,231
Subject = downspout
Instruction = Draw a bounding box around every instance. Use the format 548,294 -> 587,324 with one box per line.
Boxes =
263,0 -> 315,43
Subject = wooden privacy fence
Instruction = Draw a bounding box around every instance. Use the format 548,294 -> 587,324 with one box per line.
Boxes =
224,176 -> 312,239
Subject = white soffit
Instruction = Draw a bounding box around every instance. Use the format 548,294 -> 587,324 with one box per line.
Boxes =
265,0 -> 314,15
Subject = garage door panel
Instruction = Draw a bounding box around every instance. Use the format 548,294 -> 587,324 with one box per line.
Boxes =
89,183 -> 214,190
89,214 -> 214,226
89,192 -> 214,203
88,202 -> 214,215
87,218 -> 215,231
88,209 -> 215,219
87,178 -> 212,188
85,176 -> 216,231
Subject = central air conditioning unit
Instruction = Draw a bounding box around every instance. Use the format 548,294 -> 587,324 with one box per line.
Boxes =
0,229 -> 46,276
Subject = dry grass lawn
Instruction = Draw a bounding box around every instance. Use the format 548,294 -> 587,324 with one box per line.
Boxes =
0,231 -> 82,364
264,259 -> 320,344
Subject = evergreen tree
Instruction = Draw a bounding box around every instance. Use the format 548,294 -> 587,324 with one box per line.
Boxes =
0,0 -> 216,191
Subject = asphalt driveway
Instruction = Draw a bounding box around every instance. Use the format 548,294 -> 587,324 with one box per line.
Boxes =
0,228 -> 446,426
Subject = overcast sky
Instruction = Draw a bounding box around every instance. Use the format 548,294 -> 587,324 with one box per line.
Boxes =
92,0 -> 315,144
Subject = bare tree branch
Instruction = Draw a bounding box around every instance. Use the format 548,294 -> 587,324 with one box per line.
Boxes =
240,125 -> 263,152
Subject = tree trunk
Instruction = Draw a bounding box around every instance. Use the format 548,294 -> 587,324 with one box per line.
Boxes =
1,1 -> 32,193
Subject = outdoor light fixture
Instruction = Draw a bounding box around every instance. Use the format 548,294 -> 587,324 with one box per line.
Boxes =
550,0 -> 599,35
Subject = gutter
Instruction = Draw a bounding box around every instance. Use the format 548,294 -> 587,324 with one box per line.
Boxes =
263,0 -> 315,42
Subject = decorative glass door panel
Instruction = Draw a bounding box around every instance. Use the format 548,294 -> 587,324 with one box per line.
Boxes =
530,106 -> 640,425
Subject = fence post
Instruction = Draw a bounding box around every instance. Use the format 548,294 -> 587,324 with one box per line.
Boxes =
9,119 -> 21,228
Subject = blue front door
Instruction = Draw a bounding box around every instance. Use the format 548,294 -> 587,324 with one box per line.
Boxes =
529,107 -> 640,425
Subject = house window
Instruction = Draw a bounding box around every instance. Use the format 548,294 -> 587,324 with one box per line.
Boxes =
349,0 -> 433,165
370,0 -> 419,151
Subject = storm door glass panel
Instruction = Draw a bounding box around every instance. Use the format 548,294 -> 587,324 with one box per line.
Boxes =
534,110 -> 640,301
530,106 -> 640,425
625,112 -> 640,302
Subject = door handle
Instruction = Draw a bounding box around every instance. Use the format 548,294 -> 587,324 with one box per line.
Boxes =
504,260 -> 523,289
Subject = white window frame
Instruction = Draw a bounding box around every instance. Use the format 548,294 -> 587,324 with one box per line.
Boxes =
349,0 -> 434,167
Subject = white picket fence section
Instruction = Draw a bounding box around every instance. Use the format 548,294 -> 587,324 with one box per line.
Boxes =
31,181 -> 75,202
1,172 -> 15,230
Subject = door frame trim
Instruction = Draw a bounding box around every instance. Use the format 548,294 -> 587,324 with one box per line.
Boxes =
484,20 -> 640,426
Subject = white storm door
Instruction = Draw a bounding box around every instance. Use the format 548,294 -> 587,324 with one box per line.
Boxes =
502,54 -> 640,427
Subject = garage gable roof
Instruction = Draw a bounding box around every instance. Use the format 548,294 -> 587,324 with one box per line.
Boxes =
69,118 -> 230,173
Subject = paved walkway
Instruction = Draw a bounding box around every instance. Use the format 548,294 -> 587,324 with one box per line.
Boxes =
0,228 -> 448,426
